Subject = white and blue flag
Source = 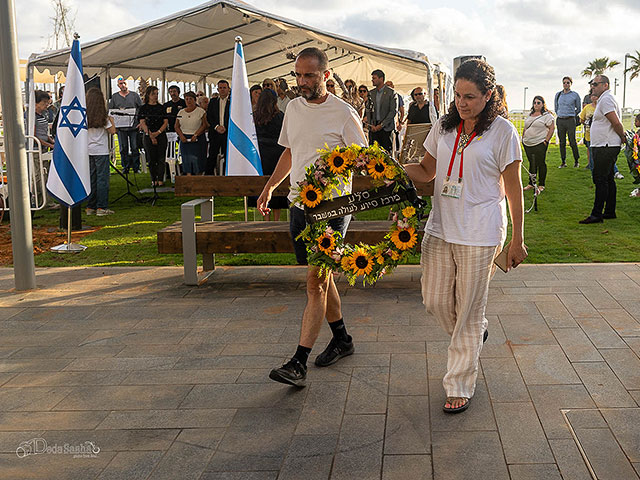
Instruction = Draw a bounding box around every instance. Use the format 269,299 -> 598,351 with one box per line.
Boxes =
226,37 -> 262,176
47,38 -> 90,207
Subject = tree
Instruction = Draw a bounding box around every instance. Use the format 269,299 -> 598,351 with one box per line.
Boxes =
581,57 -> 621,78
625,51 -> 640,82
48,0 -> 75,50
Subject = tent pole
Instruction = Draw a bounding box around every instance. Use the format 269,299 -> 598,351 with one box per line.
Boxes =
162,70 -> 167,102
105,67 -> 112,99
0,0 -> 36,290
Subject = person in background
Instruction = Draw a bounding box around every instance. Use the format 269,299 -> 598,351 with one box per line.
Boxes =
138,86 -> 168,187
554,76 -> 582,168
367,69 -> 398,152
175,91 -> 207,175
326,79 -> 337,95
262,78 -> 277,93
407,87 -> 432,124
276,78 -> 294,113
196,91 -> 209,111
339,78 -> 364,118
250,85 -> 262,110
579,94 -> 597,171
495,84 -> 509,118
53,86 -> 64,112
522,95 -> 554,192
163,85 -> 186,132
46,93 -> 57,123
433,88 -> 441,117
85,88 -> 116,216
253,90 -> 288,220
109,76 -> 142,174
206,79 -> 231,175
386,80 -> 405,150
30,90 -> 55,150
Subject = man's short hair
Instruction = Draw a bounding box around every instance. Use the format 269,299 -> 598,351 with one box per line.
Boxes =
598,74 -> 610,86
562,76 -> 572,84
35,90 -> 50,104
217,79 -> 230,87
372,69 -> 385,80
168,84 -> 181,94
296,47 -> 328,71
277,78 -> 288,91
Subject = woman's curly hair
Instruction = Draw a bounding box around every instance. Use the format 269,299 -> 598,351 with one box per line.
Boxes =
441,59 -> 501,135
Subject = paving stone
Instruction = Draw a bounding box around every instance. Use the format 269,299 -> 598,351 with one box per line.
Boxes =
500,314 -> 557,345
64,356 -> 180,371
345,366 -> 389,414
508,464 -> 562,480
220,343 -> 294,356
573,427 -> 639,480
429,380 -> 496,431
481,357 -> 530,403
512,345 -> 580,385
336,353 -> 391,367
173,355 -> 288,370
574,317 -> 627,348
0,358 -> 74,373
382,454 -> 432,480
599,279 -> 640,302
4,371 -> 129,387
573,362 -> 636,407
0,386 -> 73,411
388,353 -> 427,396
201,472 -> 278,480
79,329 -> 191,346
180,326 -> 286,345
528,385 -> 595,439
600,309 -> 640,337
147,429 -> 225,480
0,411 -> 109,431
0,308 -> 25,321
493,402 -> 554,463
121,369 -> 241,385
0,348 -> 20,359
432,431 -> 509,480
97,451 -> 164,480
332,414 -> 385,480
278,434 -> 337,480
41,429 -> 179,452
11,345 -> 126,359
0,431 -> 44,453
181,382 -> 306,409
0,451 -> 116,480
295,382 -> 348,435
632,390 -> 640,405
97,409 -> 235,430
552,328 -> 603,362
378,325 -> 448,342
233,366 -> 351,384
355,341 -> 426,354
207,408 -> 299,471
600,408 -> 640,462
535,300 -> 578,328
384,396 -> 430,454
549,438 -> 593,480
564,409 -> 608,429
53,385 -> 192,411
558,293 -> 600,318
485,300 -> 540,316
599,348 -> 640,390
577,285 -> 622,309
8,306 -> 97,322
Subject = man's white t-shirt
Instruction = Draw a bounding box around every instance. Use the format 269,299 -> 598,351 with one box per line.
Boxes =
279,94 -> 367,205
590,90 -> 622,147
423,116 -> 522,247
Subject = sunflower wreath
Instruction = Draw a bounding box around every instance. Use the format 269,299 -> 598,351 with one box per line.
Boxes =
294,143 -> 427,285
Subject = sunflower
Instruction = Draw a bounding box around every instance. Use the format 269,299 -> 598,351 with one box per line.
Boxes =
300,184 -> 323,208
390,250 -> 400,261
375,253 -> 385,265
367,158 -> 387,179
391,227 -> 418,250
342,148 -> 358,163
341,254 -> 353,271
317,233 -> 336,255
402,206 -> 416,218
384,164 -> 396,179
350,247 -> 374,276
327,150 -> 349,175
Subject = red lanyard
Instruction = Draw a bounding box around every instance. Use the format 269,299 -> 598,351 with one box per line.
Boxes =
446,121 -> 477,180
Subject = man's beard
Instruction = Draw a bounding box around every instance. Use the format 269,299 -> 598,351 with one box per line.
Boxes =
300,83 -> 323,101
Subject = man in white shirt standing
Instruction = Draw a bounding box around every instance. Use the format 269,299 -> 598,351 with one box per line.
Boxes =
579,75 -> 626,224
258,48 -> 367,387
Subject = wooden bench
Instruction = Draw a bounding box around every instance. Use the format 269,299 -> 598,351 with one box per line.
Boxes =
157,175 -> 433,285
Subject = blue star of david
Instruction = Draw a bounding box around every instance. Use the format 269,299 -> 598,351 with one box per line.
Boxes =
58,97 -> 87,137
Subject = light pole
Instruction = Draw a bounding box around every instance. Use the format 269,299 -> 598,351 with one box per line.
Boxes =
523,86 -> 528,111
623,53 -> 631,109
614,78 -> 619,95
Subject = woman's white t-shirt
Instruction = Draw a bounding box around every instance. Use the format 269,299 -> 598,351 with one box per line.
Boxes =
423,116 -> 522,247
522,112 -> 554,146
88,118 -> 114,156
176,106 -> 206,135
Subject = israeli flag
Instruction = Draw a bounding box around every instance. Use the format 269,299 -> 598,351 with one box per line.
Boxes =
226,37 -> 262,176
47,38 -> 90,207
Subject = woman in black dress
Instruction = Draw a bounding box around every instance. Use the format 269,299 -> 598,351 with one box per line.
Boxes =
254,90 -> 288,220
138,86 -> 168,186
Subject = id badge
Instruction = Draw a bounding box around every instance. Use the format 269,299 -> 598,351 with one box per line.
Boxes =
441,177 -> 463,198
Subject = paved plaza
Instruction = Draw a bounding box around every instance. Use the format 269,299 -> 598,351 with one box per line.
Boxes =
0,264 -> 639,479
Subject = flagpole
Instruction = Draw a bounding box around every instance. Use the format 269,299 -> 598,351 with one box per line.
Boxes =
244,196 -> 248,221
0,0 -> 37,290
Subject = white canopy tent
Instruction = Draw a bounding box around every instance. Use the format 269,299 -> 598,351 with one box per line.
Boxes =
26,0 -> 451,105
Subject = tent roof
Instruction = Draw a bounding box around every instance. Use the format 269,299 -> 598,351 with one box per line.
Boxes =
27,0 -> 443,94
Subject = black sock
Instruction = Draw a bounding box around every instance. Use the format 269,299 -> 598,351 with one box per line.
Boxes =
329,318 -> 349,341
293,345 -> 312,366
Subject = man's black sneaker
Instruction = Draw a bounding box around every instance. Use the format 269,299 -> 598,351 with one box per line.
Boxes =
314,336 -> 354,367
269,358 -> 307,387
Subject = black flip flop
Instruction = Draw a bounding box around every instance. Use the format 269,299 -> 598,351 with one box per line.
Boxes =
443,397 -> 470,414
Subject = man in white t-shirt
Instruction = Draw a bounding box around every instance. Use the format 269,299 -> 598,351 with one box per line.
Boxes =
258,48 -> 367,387
579,75 -> 626,224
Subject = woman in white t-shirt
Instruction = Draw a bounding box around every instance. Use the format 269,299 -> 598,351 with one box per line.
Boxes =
405,59 -> 527,414
175,92 -> 208,175
522,96 -> 555,191
85,88 -> 116,216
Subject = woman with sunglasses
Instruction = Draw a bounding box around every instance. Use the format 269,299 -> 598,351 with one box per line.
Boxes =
522,96 -> 554,191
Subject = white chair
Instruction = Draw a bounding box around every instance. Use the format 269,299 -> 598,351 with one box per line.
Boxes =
165,132 -> 180,184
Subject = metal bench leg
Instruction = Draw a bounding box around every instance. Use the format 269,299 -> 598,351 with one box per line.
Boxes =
201,198 -> 215,275
181,198 -> 215,286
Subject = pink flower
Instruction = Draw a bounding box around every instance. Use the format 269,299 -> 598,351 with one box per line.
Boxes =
325,226 -> 334,235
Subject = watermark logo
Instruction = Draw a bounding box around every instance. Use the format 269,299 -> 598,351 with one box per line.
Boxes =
16,438 -> 100,459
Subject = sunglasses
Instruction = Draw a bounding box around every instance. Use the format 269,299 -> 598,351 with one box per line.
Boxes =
326,83 -> 335,87
414,92 -> 424,96
590,81 -> 604,86
358,89 -> 367,93
533,101 -> 542,104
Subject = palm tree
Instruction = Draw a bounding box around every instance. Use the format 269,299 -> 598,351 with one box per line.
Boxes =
581,57 -> 621,78
624,51 -> 640,82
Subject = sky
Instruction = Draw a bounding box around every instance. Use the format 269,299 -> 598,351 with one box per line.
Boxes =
14,0 -> 640,111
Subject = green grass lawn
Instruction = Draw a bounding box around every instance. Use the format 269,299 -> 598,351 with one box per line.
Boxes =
12,144 -> 639,267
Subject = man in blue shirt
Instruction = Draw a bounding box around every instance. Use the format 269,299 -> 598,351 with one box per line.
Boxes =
554,76 -> 582,168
